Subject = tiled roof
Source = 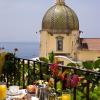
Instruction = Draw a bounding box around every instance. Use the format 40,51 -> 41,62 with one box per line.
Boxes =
80,38 -> 100,51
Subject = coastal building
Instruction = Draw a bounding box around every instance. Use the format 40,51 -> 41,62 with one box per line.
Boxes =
40,0 -> 100,65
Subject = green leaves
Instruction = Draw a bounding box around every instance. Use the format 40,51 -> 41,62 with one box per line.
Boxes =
49,51 -> 54,63
90,86 -> 100,100
94,59 -> 100,69
82,58 -> 100,70
82,61 -> 94,69
56,80 -> 62,93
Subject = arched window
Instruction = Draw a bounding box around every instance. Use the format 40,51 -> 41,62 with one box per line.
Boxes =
56,36 -> 63,51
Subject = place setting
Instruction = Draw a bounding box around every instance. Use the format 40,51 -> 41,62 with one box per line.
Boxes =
7,86 -> 27,100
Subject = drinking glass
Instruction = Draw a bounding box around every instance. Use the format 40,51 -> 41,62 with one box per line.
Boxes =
0,83 -> 7,100
62,90 -> 71,100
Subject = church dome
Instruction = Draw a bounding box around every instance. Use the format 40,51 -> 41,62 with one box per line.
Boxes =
42,0 -> 79,34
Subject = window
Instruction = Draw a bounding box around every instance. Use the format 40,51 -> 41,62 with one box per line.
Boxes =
56,36 -> 63,51
82,43 -> 88,49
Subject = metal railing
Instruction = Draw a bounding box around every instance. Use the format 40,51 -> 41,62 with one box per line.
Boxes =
0,57 -> 100,100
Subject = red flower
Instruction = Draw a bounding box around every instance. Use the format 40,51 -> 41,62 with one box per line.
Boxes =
50,63 -> 58,69
50,63 -> 59,77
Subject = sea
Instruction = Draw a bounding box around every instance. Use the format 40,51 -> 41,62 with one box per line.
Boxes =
0,42 -> 40,59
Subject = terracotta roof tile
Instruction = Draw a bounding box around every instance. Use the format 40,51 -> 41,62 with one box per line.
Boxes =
80,38 -> 100,50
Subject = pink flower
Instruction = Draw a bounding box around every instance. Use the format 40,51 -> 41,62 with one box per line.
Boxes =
64,75 -> 79,88
70,75 -> 79,88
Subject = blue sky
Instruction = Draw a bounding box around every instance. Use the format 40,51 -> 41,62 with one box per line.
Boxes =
0,0 -> 100,42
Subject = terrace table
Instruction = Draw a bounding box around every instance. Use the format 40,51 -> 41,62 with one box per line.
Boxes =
7,89 -> 38,100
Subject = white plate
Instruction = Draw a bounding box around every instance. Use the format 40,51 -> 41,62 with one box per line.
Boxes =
7,91 -> 22,96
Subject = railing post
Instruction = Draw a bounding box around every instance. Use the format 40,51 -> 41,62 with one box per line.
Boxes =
54,76 -> 57,90
18,58 -> 20,86
73,87 -> 76,100
46,63 -> 49,76
6,72 -> 8,87
27,60 -> 30,85
62,66 -> 64,90
86,80 -> 90,100
22,59 -> 25,88
73,69 -> 77,100
33,61 -> 36,81
4,69 -> 6,82
39,62 -> 43,80
13,57 -> 16,85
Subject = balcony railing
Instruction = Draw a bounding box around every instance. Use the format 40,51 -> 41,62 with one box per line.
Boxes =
0,57 -> 100,100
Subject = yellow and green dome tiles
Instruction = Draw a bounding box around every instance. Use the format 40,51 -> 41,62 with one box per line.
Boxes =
42,2 -> 79,34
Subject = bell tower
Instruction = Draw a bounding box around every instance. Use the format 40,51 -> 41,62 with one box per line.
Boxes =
40,0 -> 79,64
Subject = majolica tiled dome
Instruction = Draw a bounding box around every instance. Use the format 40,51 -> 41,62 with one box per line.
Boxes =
42,0 -> 79,34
